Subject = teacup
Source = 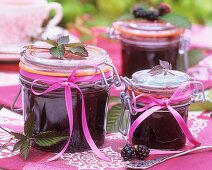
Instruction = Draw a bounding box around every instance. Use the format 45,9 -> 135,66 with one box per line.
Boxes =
0,0 -> 63,45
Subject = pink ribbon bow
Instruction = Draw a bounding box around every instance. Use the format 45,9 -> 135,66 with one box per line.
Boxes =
20,65 -> 110,162
129,81 -> 200,146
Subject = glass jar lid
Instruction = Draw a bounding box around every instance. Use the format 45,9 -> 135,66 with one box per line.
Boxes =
132,69 -> 189,89
20,45 -> 112,77
113,19 -> 184,39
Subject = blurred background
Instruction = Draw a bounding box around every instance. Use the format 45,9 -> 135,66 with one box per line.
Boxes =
48,0 -> 212,28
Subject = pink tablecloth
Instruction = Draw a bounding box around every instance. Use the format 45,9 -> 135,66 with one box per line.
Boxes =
0,109 -> 211,170
0,72 -> 21,109
0,25 -> 212,170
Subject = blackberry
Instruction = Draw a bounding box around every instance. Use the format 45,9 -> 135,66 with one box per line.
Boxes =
132,7 -> 147,18
146,10 -> 158,21
135,145 -> 150,160
121,143 -> 135,161
158,3 -> 171,16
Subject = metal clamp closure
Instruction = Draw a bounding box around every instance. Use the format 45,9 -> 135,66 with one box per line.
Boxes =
118,77 -> 138,136
179,36 -> 190,72
121,76 -> 137,99
94,63 -> 121,89
190,81 -> 205,103
94,66 -> 110,89
118,92 -> 132,135
106,63 -> 121,87
107,24 -> 119,40
121,77 -> 135,89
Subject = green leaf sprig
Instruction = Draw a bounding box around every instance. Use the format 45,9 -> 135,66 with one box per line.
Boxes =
148,60 -> 174,76
0,110 -> 68,161
132,3 -> 191,29
46,35 -> 88,59
160,13 -> 191,30
106,96 -> 122,133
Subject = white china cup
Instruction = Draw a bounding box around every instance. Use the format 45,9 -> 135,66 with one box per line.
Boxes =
0,0 -> 63,45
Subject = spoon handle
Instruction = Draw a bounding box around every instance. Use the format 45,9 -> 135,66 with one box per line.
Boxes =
127,146 -> 212,169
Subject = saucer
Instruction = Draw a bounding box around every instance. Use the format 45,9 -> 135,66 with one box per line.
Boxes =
0,43 -> 22,62
0,26 -> 79,62
0,53 -> 20,62
0,44 -> 21,54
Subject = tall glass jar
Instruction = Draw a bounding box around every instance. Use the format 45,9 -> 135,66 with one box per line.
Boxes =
19,45 -> 120,153
109,19 -> 187,77
119,69 -> 205,150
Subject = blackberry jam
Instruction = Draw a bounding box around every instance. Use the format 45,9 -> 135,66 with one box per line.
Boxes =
20,79 -> 109,152
20,45 -> 119,153
119,69 -> 205,150
131,104 -> 188,150
121,42 -> 179,77
110,19 -> 185,77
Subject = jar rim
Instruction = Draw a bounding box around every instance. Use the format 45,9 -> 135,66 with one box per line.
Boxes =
132,69 -> 190,89
19,62 -> 112,77
113,19 -> 184,38
20,45 -> 112,77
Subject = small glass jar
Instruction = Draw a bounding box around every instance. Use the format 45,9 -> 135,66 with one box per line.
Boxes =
119,69 -> 205,150
19,45 -> 120,153
109,19 -> 188,77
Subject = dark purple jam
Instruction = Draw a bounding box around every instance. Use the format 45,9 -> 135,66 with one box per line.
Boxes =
21,78 -> 109,153
121,42 -> 180,77
131,104 -> 188,150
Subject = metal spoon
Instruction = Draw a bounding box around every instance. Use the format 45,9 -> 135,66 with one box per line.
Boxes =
127,145 -> 212,169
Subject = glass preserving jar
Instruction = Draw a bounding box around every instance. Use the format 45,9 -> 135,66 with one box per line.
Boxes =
119,69 -> 205,150
109,19 -> 188,77
19,44 -> 121,153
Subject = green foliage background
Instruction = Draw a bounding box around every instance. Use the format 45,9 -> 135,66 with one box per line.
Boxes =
48,0 -> 212,27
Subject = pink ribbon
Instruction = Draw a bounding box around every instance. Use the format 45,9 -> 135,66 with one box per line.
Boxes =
129,81 -> 200,146
20,65 -> 110,162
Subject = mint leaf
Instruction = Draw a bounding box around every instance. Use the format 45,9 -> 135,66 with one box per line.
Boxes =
147,65 -> 164,75
24,113 -> 35,138
20,139 -> 30,161
12,140 -> 25,152
45,36 -> 89,59
159,13 -> 191,29
159,60 -> 172,70
11,132 -> 27,140
69,46 -> 88,57
50,45 -> 65,58
46,38 -> 58,46
34,131 -> 67,147
57,35 -> 70,45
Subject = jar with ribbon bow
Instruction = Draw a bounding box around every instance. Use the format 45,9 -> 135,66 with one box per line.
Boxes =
108,3 -> 191,78
119,69 -> 205,150
19,43 -> 121,161
108,20 -> 189,78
